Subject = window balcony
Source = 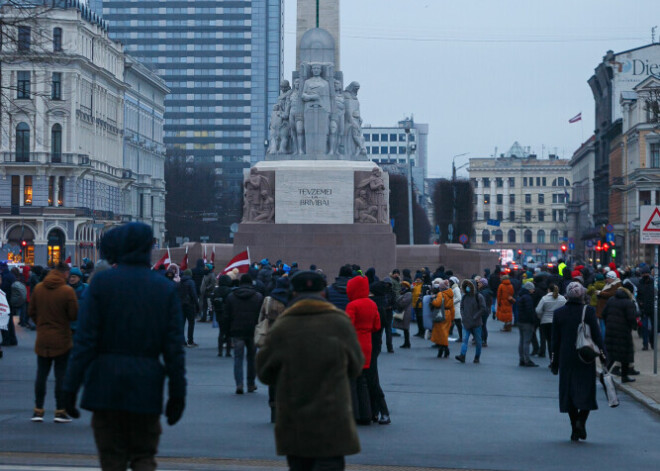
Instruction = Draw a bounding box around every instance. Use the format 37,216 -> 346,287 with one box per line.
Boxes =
2,152 -> 91,166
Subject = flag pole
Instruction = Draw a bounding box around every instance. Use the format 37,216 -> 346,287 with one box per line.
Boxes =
246,246 -> 251,267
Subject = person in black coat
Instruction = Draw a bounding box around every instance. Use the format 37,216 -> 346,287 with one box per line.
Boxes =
551,282 -> 605,442
327,265 -> 353,311
636,267 -> 655,350
191,259 -> 205,296
602,288 -> 638,383
179,269 -> 199,347
225,274 -> 264,394
517,282 -> 538,367
212,275 -> 234,357
63,223 -> 186,469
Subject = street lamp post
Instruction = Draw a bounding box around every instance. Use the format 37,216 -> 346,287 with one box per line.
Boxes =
403,118 -> 415,245
451,153 -> 469,243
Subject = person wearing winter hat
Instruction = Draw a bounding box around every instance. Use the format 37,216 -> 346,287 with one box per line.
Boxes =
496,275 -> 515,332
596,271 -> 621,336
448,276 -> 463,343
518,282 -> 538,367
430,279 -> 455,358
67,268 -> 88,336
571,270 -> 584,286
477,278 -> 494,347
179,268 -> 199,347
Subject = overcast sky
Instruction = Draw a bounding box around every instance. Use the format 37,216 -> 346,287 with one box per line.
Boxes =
282,0 -> 659,178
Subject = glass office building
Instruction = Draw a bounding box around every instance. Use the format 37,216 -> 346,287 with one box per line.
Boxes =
93,0 -> 283,242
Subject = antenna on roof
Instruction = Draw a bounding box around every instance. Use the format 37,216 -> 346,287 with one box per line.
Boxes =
653,26 -> 658,44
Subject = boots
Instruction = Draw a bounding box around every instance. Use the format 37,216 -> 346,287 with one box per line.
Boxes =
455,354 -> 466,363
501,323 -> 512,332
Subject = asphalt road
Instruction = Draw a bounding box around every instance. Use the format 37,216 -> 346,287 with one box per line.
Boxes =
1,318 -> 659,471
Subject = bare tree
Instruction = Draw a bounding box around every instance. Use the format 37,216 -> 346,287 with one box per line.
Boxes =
645,86 -> 660,125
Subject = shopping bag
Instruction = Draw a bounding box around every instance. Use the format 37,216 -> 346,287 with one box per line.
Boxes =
599,363 -> 620,408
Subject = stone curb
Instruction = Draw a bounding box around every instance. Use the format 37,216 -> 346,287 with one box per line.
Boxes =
613,377 -> 660,415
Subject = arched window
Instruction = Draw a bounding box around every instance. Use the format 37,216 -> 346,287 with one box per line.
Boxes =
16,122 -> 30,162
494,229 -> 503,242
524,229 -> 532,243
550,229 -> 559,243
537,230 -> 546,244
53,27 -> 62,52
482,229 -> 490,243
51,124 -> 62,162
508,229 -> 516,243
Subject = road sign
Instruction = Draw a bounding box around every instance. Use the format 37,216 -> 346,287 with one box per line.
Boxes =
569,243 -> 575,250
586,240 -> 594,248
459,234 -> 468,244
487,219 -> 500,227
606,232 -> 615,243
641,206 -> 660,245
606,224 -> 614,232
568,237 -> 574,244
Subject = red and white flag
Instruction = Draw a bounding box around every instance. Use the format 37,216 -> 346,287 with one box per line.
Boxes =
180,247 -> 188,271
568,112 -> 582,123
152,248 -> 171,270
211,246 -> 215,265
64,256 -> 71,267
220,250 -> 250,276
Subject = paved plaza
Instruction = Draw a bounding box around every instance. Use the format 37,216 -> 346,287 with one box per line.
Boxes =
1,319 -> 659,471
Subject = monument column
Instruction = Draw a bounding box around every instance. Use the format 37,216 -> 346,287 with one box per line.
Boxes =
297,0 -> 340,68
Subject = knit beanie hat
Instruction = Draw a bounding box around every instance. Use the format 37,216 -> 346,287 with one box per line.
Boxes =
606,271 -> 618,280
523,282 -> 535,291
566,282 -> 586,300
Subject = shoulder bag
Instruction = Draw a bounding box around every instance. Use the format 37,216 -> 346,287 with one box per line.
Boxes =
254,297 -> 272,347
432,295 -> 446,324
576,305 -> 600,363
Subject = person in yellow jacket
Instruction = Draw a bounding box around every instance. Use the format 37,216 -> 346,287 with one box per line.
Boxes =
430,279 -> 455,359
411,277 -> 425,337
558,261 -> 567,277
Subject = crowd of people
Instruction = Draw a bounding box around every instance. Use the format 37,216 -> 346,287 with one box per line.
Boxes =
1,237 -> 658,469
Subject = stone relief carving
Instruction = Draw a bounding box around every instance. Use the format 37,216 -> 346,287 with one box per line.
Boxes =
355,167 -> 388,224
242,168 -> 275,223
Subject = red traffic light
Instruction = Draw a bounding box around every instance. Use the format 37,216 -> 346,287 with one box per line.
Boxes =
517,249 -> 522,255
595,245 -> 601,252
560,244 -> 567,253
603,243 -> 609,251
21,240 -> 27,247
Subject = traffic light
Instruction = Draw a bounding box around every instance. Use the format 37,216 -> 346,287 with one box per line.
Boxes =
603,243 -> 609,252
517,249 -> 522,256
560,244 -> 567,254
596,240 -> 602,252
611,249 -> 616,258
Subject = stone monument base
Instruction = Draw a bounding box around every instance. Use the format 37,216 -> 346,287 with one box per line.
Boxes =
233,223 -> 396,278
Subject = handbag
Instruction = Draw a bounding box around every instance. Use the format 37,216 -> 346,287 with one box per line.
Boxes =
576,305 -> 600,364
254,297 -> 272,347
393,310 -> 405,321
599,362 -> 620,408
432,296 -> 446,323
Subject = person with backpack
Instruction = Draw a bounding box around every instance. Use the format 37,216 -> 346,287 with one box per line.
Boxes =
198,264 -> 216,322
212,275 -> 234,357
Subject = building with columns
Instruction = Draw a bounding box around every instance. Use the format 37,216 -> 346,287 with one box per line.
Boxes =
0,2 -> 167,266
468,143 -> 572,263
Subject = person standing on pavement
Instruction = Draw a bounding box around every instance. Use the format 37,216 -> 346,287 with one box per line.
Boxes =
496,275 -> 515,332
198,264 -> 216,322
257,271 -> 364,471
62,223 -> 187,470
449,276 -> 463,343
455,279 -> 486,363
0,261 -> 17,347
393,281 -> 413,349
477,278 -> 493,347
179,269 -> 199,347
67,267 -> 88,337
212,275 -> 234,357
636,266 -> 655,350
517,282 -> 538,367
431,279 -> 455,358
551,282 -> 605,442
535,284 -> 566,365
29,262 -> 78,423
602,288 -> 638,383
327,264 -> 353,311
225,274 -> 264,394
411,277 -> 425,337
596,271 -> 621,337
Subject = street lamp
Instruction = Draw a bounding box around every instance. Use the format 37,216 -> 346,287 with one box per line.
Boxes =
452,153 -> 470,181
450,153 -> 469,243
403,117 -> 415,245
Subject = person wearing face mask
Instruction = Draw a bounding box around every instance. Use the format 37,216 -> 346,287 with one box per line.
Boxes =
455,280 -> 486,363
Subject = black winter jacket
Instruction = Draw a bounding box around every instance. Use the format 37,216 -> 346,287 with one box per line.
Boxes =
602,289 -> 637,364
517,288 -> 536,324
226,285 -> 264,337
637,275 -> 655,317
327,276 -> 350,311
177,275 -> 198,310
212,275 -> 233,323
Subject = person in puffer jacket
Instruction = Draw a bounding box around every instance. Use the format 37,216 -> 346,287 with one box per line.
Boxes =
345,276 -> 381,425
535,283 -> 566,362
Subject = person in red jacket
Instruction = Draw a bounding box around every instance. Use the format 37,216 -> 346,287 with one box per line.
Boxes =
346,276 -> 380,425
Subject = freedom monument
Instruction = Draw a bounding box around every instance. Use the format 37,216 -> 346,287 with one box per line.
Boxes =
233,1 -> 396,274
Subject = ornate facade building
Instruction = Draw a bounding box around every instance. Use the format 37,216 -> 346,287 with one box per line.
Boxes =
0,2 -> 167,266
468,143 -> 572,263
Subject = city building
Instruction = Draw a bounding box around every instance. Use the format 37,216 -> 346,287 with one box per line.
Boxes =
567,136 -> 596,262
95,0 -> 284,242
588,44 -> 660,227
468,143 -> 572,264
0,1 -> 167,266
363,121 -> 428,207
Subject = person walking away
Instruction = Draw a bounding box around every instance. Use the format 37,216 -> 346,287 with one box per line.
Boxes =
345,275 -> 381,425
212,275 -> 234,357
551,282 -> 605,441
0,262 -> 17,346
198,264 -> 216,322
257,277 -> 289,422
9,267 -> 27,337
366,278 -> 392,423
411,277 -> 425,337
637,266 -> 655,350
225,274 -> 264,394
67,267 -> 88,337
62,223 -> 186,470
455,279 -> 486,363
393,281 -> 412,348
191,259 -> 206,299
430,279 -> 455,358
535,284 -> 566,366
517,282 -> 538,367
496,275 -> 515,332
380,277 -> 396,353
179,269 -> 199,347
326,264 -> 353,311
596,271 -> 621,337
257,271 -> 363,471
477,278 -> 493,347
449,276 -> 463,342
28,263 -> 78,423
602,287 -> 638,383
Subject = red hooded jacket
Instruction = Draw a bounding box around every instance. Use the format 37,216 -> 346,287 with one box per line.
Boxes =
345,276 -> 381,369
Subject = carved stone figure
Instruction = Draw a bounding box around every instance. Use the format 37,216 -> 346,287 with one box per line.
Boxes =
243,168 -> 273,222
301,63 -> 332,155
286,78 -> 305,155
357,167 -> 388,224
344,82 -> 367,157
354,189 -> 378,223
267,104 -> 283,155
253,190 -> 275,223
329,79 -> 345,155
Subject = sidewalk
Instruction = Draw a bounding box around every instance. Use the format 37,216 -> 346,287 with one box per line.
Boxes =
612,331 -> 660,414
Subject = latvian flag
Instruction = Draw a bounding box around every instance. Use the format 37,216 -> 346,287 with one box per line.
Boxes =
568,112 -> 582,124
220,250 -> 250,276
152,248 -> 171,270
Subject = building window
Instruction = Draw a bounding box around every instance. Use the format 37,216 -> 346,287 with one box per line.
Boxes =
380,146 -> 387,154
509,194 -> 515,205
16,122 -> 30,162
372,134 -> 379,142
497,210 -> 503,221
508,177 -> 515,187
495,230 -> 503,242
509,211 -> 515,222
536,177 -> 541,186
496,194 -> 503,205
482,229 -> 490,243
380,133 -> 388,141
537,230 -> 546,244
550,229 -> 559,243
389,133 -> 397,141
48,176 -> 55,206
17,71 -> 30,99
651,143 -> 660,168
524,229 -> 532,243
18,26 -> 31,51
483,178 -> 490,188
372,146 -> 379,155
51,72 -> 62,99
508,229 -> 516,243
11,176 -> 20,207
538,210 -> 545,222
523,177 -> 527,187
58,177 -> 65,206
496,177 -> 503,188
51,124 -> 62,162
542,177 -> 547,186
23,176 -> 33,206
525,194 -> 531,204
484,211 -> 490,220
525,210 -> 531,222
484,194 -> 490,205
538,194 -> 544,204
53,27 -> 62,52
389,146 -> 397,154
364,134 -> 370,142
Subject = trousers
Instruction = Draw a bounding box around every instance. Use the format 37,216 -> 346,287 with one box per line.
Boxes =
35,351 -> 69,409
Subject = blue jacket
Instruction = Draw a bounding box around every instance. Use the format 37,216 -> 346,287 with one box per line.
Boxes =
64,223 -> 186,414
